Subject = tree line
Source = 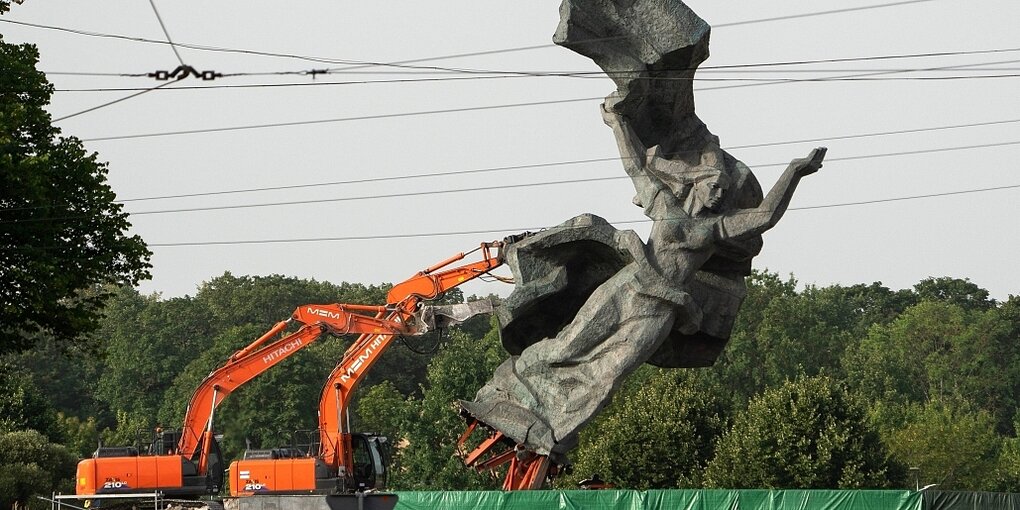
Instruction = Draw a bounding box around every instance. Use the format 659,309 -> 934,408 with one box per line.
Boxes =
3,271 -> 1020,506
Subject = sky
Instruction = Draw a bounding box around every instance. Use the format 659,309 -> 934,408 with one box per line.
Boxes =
2,0 -> 1019,302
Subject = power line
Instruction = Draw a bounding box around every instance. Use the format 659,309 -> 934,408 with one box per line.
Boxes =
696,56 -> 1020,94
36,46 -> 1020,81
34,70 -> 1020,93
713,0 -> 941,28
52,80 -> 177,122
115,116 -> 1020,202
4,116 -> 1017,216
0,0 -> 950,75
792,184 -> 1020,210
143,183 -> 1020,248
78,96 -> 597,142
287,0 -> 953,71
75,54 -> 1020,141
47,1 -> 192,122
0,18 -> 475,73
4,140 -> 1019,224
117,140 -> 1020,216
147,0 -> 185,67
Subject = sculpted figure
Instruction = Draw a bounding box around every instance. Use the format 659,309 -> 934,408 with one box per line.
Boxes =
460,92 -> 825,461
460,0 -> 827,468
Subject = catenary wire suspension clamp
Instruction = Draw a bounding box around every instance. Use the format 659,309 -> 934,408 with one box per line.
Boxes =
149,65 -> 223,81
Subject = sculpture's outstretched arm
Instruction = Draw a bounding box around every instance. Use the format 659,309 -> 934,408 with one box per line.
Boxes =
601,95 -> 667,211
601,96 -> 646,174
721,147 -> 826,239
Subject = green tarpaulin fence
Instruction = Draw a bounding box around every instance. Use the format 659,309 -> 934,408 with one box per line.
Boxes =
392,490 -> 924,510
392,490 -> 1020,510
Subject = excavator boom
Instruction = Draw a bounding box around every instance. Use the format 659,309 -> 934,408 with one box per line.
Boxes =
77,238 -> 519,497
229,239 -> 517,495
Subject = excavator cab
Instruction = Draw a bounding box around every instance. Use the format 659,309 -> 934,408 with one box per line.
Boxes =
189,433 -> 225,493
348,433 -> 388,491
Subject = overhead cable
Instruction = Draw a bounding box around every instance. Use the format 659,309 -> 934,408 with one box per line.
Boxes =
52,80 -> 177,122
37,46 -> 1020,81
116,116 -> 1020,201
118,140 -> 1020,216
3,116 -> 1017,216
0,0 -> 949,72
36,71 -> 1020,94
3,140 -> 1019,224
74,54 -> 1020,141
713,0 -> 941,28
147,0 -> 185,66
142,183 -> 1020,248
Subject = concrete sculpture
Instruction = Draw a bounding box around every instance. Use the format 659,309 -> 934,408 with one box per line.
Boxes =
460,0 -> 826,464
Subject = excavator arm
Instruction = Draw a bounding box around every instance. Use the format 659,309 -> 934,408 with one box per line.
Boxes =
225,238 -> 523,496
318,240 -> 510,471
177,304 -> 425,470
75,300 -> 427,497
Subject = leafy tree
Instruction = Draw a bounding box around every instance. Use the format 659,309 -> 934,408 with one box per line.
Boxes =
704,375 -> 901,488
386,327 -> 504,490
707,271 -> 796,405
914,277 -> 995,311
995,436 -> 1020,492
4,337 -> 104,419
710,273 -> 876,407
0,26 -> 151,354
843,300 -> 1020,432
0,362 -> 62,442
830,282 -> 918,330
353,380 -> 410,446
885,399 -> 1001,490
560,369 -> 727,489
94,288 -> 211,424
993,412 -> 1020,492
0,429 -> 77,509
1000,295 -> 1020,336
353,381 -> 411,484
58,413 -> 101,460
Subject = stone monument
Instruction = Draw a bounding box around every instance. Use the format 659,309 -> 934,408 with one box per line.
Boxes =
460,0 -> 826,465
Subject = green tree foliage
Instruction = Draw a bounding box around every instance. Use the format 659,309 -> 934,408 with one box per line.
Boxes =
3,338 -> 103,419
993,413 -> 1020,492
0,29 -> 151,353
385,327 -> 504,490
0,363 -> 62,442
353,380 -> 410,449
93,287 -> 212,427
57,413 -> 101,460
704,375 -> 900,489
93,275 -> 394,447
913,277 -> 995,311
0,429 -> 77,509
843,300 -> 1020,432
885,399 -> 1001,490
709,273 -> 910,408
7,228 -> 1017,496
561,369 -> 727,489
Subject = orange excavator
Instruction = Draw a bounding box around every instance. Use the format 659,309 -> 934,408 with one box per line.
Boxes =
75,238 -> 517,498
227,239 -> 516,495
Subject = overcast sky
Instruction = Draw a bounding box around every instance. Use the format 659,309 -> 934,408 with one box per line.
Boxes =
3,0 -> 1018,302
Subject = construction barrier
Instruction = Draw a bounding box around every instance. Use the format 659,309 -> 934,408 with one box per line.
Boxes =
393,489 -> 923,510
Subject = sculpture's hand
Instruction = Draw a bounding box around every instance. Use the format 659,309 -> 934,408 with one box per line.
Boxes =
601,93 -> 625,126
791,147 -> 827,177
